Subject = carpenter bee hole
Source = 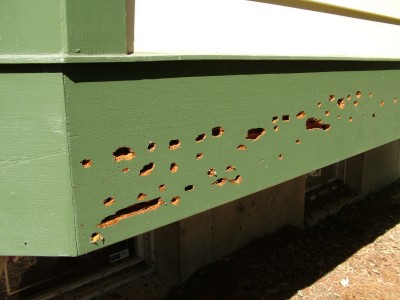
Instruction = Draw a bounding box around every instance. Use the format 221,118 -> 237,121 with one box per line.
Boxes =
337,115 -> 341,120
103,197 -> 115,207
226,165 -> 236,172
354,101 -> 359,107
369,92 -> 373,97
325,111 -> 330,116
356,91 -> 362,98
171,196 -> 181,206
317,102 -> 322,108
278,154 -> 284,160
295,139 -> 301,144
272,116 -> 279,123
282,115 -> 290,122
349,116 -> 353,122
207,168 -> 217,177
137,193 -> 147,201
80,159 -> 92,168
337,98 -> 345,109
139,162 -> 155,176
185,185 -> 194,191
169,139 -> 181,150
274,126 -> 279,132
213,178 -> 228,187
329,95 -> 335,102
212,126 -> 224,137
159,184 -> 167,192
380,100 -> 385,107
98,198 -> 164,228
372,113 -> 376,117
246,128 -> 266,141
393,98 -> 398,104
196,153 -> 204,160
122,168 -> 129,173
90,233 -> 105,244
113,147 -> 136,162
196,133 -> 206,142
306,117 -> 331,131
230,175 -> 243,184
170,163 -> 178,173
148,142 -> 156,152
347,95 -> 352,101
296,111 -> 306,119
237,144 -> 247,151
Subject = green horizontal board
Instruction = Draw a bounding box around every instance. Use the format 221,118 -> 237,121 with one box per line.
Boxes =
63,61 -> 400,254
0,72 -> 76,256
0,0 -> 63,55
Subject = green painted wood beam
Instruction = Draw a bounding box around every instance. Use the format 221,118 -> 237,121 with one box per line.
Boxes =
1,61 -> 400,256
0,71 -> 76,256
64,0 -> 126,55
63,61 -> 400,255
0,0 -> 65,55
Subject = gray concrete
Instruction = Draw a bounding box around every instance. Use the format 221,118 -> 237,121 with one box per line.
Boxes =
154,175 -> 306,283
361,140 -> 400,196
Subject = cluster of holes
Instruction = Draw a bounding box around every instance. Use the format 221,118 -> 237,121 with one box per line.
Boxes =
89,89 -> 400,240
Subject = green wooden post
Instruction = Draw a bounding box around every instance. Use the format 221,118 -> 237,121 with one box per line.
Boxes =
1,1 -> 400,256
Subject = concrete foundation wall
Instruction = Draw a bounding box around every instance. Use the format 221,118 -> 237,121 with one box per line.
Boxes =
361,140 -> 400,196
154,175 -> 306,283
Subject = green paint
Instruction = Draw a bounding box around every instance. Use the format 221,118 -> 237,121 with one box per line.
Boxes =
0,0 -> 64,55
63,63 -> 400,254
65,0 -> 126,55
0,72 -> 76,256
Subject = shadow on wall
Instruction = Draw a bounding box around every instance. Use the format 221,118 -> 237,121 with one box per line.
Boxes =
166,179 -> 400,300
